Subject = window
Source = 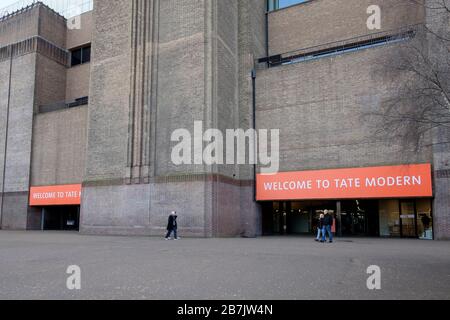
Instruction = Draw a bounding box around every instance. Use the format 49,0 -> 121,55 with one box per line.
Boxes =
259,30 -> 415,67
378,199 -> 433,239
282,33 -> 413,66
71,44 -> 91,67
71,48 -> 82,66
81,46 -> 91,63
268,0 -> 309,11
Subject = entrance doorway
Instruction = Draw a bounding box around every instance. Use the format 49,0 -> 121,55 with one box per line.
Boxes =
378,199 -> 433,239
262,201 -> 336,235
262,198 -> 433,239
42,206 -> 80,231
400,201 -> 417,238
340,200 -> 379,237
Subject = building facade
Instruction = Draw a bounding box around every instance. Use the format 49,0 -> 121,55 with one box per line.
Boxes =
0,0 -> 449,239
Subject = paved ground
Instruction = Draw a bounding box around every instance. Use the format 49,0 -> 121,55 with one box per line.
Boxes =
0,231 -> 449,300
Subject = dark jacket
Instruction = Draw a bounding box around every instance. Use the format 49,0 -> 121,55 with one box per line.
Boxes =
318,217 -> 324,229
167,215 -> 178,231
323,214 -> 333,226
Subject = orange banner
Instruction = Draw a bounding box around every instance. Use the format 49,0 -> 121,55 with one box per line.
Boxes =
257,164 -> 433,201
29,184 -> 82,206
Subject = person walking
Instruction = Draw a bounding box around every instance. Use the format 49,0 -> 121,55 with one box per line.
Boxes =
321,210 -> 333,243
165,211 -> 179,240
315,214 -> 324,242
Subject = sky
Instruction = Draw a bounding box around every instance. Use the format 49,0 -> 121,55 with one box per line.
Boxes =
0,0 -> 92,17
0,0 -> 310,11
0,0 -> 309,15
1,0 -> 62,10
0,0 -> 26,9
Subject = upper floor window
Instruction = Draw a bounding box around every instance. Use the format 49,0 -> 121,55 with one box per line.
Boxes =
268,0 -> 309,11
70,44 -> 91,67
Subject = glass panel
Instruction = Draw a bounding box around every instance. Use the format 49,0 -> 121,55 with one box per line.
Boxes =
82,46 -> 91,63
71,48 -> 82,66
400,201 -> 416,237
379,200 -> 400,237
288,202 -> 310,234
273,202 -> 281,234
282,204 -> 287,234
279,0 -> 308,9
340,200 -> 379,236
268,0 -> 279,11
417,199 -> 433,240
268,0 -> 309,11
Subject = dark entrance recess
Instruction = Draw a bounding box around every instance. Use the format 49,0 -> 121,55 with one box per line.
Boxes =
262,200 -> 337,236
42,206 -> 80,231
262,200 -> 379,237
340,200 -> 379,237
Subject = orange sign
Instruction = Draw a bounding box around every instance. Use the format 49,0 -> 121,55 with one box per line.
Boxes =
29,184 -> 82,206
257,164 -> 433,201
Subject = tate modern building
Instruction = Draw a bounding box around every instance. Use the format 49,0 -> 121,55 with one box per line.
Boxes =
0,0 -> 448,239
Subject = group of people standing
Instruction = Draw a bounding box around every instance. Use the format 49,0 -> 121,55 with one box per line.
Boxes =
315,209 -> 334,243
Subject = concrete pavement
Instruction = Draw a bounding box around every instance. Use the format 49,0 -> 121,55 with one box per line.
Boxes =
0,231 -> 449,300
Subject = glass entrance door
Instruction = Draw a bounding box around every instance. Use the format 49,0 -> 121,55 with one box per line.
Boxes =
400,201 -> 417,238
340,200 -> 380,237
263,201 -> 336,235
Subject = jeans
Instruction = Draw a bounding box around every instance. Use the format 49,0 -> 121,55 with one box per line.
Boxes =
166,229 -> 178,239
316,227 -> 322,240
322,225 -> 333,242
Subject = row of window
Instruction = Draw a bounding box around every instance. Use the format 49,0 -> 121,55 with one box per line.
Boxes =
39,96 -> 89,114
283,32 -> 413,65
259,31 -> 415,67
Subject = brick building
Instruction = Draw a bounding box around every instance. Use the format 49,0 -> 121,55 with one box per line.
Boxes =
0,0 -> 448,239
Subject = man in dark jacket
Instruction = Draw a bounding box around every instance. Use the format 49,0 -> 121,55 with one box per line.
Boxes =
321,210 -> 334,243
165,211 -> 179,240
